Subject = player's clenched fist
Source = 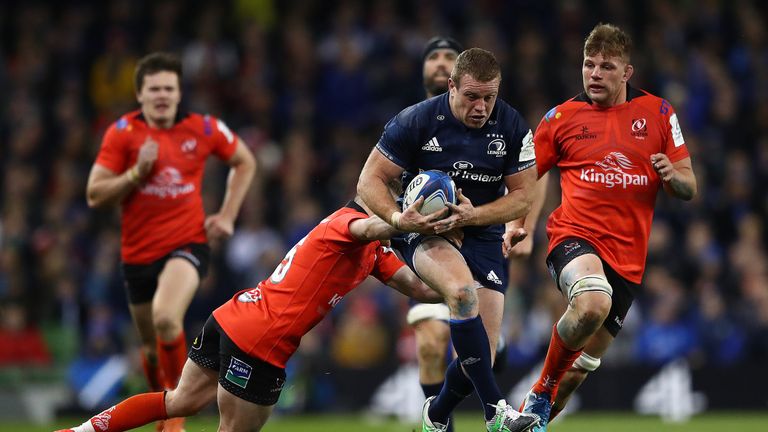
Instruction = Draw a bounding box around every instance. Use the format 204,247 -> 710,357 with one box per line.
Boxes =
650,153 -> 674,182
136,136 -> 159,178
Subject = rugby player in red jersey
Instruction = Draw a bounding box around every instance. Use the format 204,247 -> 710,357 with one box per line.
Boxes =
56,198 -> 446,432
511,24 -> 697,431
85,52 -> 256,431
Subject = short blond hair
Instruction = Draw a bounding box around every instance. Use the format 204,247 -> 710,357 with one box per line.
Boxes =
584,23 -> 632,62
450,47 -> 501,87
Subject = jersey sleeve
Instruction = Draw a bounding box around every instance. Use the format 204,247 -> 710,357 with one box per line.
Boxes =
206,115 -> 239,161
94,121 -> 130,174
374,114 -> 414,169
503,110 -> 536,175
659,100 -> 690,163
323,211 -> 370,251
370,245 -> 405,282
533,107 -> 560,177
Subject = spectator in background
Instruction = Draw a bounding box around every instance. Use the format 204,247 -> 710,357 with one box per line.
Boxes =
84,52 -> 255,432
0,300 -> 51,366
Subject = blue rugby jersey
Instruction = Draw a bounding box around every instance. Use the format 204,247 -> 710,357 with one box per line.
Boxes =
376,92 -> 535,236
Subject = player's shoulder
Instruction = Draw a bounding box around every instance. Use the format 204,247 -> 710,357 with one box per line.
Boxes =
627,87 -> 675,117
183,112 -> 237,141
538,97 -> 583,126
108,110 -> 142,133
392,93 -> 447,129
318,205 -> 370,243
493,98 -> 526,125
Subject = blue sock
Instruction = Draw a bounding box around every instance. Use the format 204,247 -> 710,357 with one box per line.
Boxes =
428,358 -> 474,426
422,382 -> 455,432
448,316 -> 503,420
422,382 -> 444,399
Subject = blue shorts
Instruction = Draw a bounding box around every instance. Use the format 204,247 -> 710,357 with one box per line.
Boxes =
392,232 -> 508,294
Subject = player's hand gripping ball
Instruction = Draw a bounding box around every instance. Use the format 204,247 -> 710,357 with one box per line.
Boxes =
402,170 -> 457,216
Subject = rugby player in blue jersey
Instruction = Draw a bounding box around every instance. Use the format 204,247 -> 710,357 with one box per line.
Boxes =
358,47 -> 539,432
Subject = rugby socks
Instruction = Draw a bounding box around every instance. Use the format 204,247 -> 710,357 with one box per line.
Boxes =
447,316 -> 502,421
141,353 -> 165,391
549,405 -> 563,422
531,324 -> 582,401
157,332 -> 187,389
428,358 -> 474,428
72,392 -> 167,432
421,382 -> 444,399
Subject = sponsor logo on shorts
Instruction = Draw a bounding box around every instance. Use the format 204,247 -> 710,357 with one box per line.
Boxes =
614,316 -> 624,328
271,377 -> 286,393
563,241 -> 582,256
225,357 -> 253,389
192,327 -> 204,350
486,270 -> 502,285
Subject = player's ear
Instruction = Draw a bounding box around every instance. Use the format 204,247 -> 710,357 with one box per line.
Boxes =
622,64 -> 634,82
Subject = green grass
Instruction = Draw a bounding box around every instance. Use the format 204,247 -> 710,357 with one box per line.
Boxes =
17,412 -> 768,432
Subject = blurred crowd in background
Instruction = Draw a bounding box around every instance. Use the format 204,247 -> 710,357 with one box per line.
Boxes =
1,0 -> 768,412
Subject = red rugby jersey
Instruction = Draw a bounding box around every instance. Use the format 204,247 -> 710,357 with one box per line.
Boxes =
213,205 -> 404,368
535,87 -> 690,283
95,111 -> 238,264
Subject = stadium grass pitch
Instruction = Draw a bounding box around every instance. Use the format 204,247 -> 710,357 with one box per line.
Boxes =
18,411 -> 768,432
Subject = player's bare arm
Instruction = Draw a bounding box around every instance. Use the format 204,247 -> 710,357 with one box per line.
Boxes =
385,266 -> 444,303
436,165 -> 537,234
503,171 -> 550,258
85,137 -> 159,208
205,139 -> 257,240
349,215 -> 400,241
357,149 -> 442,234
651,154 -> 697,201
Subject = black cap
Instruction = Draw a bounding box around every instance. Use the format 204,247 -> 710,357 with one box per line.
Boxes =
422,36 -> 463,62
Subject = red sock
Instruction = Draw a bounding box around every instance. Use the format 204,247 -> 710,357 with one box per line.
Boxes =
158,332 -> 187,389
141,353 -> 165,392
549,405 -> 563,421
88,392 -> 167,431
532,324 -> 582,400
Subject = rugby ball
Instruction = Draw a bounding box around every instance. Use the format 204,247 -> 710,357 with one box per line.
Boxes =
402,170 -> 457,215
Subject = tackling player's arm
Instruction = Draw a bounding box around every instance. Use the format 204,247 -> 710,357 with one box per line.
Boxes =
357,149 -> 442,233
86,136 -> 159,208
349,215 -> 399,241
205,139 -> 257,240
385,266 -> 444,303
651,154 -> 697,201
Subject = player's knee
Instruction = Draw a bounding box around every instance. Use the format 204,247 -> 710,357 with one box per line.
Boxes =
566,275 -> 612,328
417,338 -> 446,367
444,284 -> 478,319
152,313 -> 181,337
